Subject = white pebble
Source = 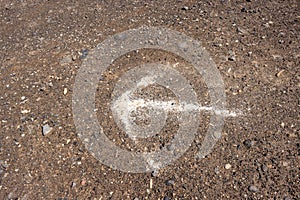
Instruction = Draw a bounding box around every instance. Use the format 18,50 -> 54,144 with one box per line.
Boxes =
225,163 -> 232,169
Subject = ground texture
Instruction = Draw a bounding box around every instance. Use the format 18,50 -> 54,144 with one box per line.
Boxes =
0,0 -> 299,199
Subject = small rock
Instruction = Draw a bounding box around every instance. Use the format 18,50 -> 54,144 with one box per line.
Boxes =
72,55 -> 77,61
163,197 -> 170,200
249,185 -> 259,192
21,109 -> 30,114
81,179 -> 86,186
214,167 -> 220,174
151,170 -> 159,177
272,54 -> 283,60
42,124 -> 53,136
80,49 -> 88,59
71,181 -> 76,188
243,139 -> 254,148
182,6 -> 189,10
228,56 -> 236,61
63,88 -> 68,95
261,164 -> 268,172
166,179 -> 175,186
237,27 -> 249,35
228,50 -> 236,61
282,161 -> 289,167
225,163 -> 231,169
276,69 -> 285,77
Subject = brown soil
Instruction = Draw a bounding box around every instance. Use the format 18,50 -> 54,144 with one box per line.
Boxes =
0,0 -> 299,199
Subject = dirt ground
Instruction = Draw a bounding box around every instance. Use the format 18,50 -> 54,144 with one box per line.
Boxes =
0,0 -> 299,199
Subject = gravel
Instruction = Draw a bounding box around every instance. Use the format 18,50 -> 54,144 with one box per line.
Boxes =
249,185 -> 259,192
42,124 -> 53,136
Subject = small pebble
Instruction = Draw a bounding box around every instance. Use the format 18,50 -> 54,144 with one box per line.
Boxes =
276,69 -> 285,77
80,49 -> 88,59
151,170 -> 159,177
182,6 -> 189,10
21,109 -> 30,114
249,185 -> 259,192
243,139 -> 254,148
81,179 -> 86,186
42,124 -> 53,136
214,167 -> 220,174
63,88 -> 68,95
228,55 -> 236,61
71,181 -> 76,188
166,179 -> 175,186
225,164 -> 231,169
261,164 -> 268,172
282,161 -> 289,167
163,197 -> 170,200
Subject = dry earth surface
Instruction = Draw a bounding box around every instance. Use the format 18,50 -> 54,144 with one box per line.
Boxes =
0,0 -> 299,199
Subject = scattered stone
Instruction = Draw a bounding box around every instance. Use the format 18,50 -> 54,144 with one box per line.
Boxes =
81,179 -> 86,186
225,163 -> 232,169
214,167 -> 220,174
241,7 -> 247,12
228,50 -> 236,61
151,170 -> 159,177
278,32 -> 286,37
261,164 -> 268,172
243,139 -> 254,148
72,55 -> 77,61
237,27 -> 249,35
276,69 -> 285,77
166,179 -> 175,186
249,185 -> 259,192
24,173 -> 34,183
71,181 -> 76,188
42,124 -> 53,136
272,54 -> 283,60
150,178 -> 153,189
182,6 -> 189,11
63,88 -> 68,95
228,56 -> 236,61
21,109 -> 30,114
282,161 -> 289,167
284,196 -> 292,200
163,196 -> 170,200
213,43 -> 222,47
80,49 -> 88,59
